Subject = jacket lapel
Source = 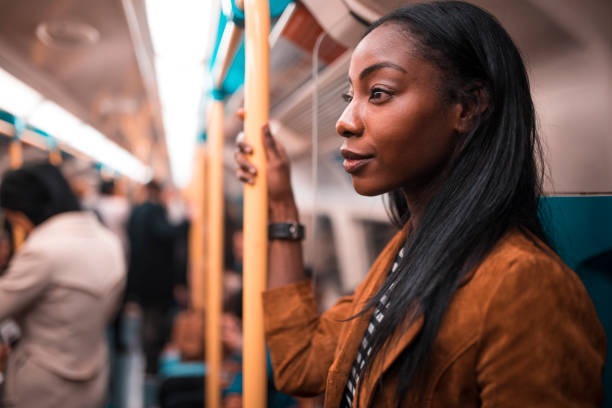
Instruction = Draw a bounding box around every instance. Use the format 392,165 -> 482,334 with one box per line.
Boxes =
358,314 -> 425,407
324,223 -> 414,408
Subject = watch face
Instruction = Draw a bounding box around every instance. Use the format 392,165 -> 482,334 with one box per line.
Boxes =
268,222 -> 304,240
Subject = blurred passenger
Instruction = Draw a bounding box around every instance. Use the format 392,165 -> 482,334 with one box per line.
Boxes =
157,308 -> 205,408
93,179 -> 130,408
221,290 -> 298,408
0,163 -> 125,408
0,215 -> 13,274
95,179 -> 130,253
234,2 -> 606,406
126,180 -> 182,375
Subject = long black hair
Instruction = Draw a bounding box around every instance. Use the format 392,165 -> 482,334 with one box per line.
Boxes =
0,162 -> 81,226
357,1 -> 548,404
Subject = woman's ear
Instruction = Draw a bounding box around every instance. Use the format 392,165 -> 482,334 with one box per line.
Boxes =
455,84 -> 489,134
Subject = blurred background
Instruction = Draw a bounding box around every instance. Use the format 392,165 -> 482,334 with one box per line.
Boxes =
0,0 -> 610,407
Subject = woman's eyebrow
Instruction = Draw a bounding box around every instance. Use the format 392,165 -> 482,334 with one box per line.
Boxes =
359,62 -> 407,80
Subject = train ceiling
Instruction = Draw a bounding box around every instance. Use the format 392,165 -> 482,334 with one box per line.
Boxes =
0,0 -> 610,194
262,0 -> 612,196
0,0 -> 165,180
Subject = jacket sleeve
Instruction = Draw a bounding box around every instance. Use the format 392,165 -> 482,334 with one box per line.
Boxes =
263,280 -> 354,396
0,245 -> 52,321
476,255 -> 606,407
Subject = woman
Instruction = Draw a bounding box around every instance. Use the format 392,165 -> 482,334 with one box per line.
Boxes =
235,2 -> 606,407
0,163 -> 125,407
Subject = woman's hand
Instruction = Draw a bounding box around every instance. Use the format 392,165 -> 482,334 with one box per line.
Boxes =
234,111 -> 298,220
234,110 -> 305,290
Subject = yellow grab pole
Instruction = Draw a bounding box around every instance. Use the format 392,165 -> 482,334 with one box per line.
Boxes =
49,149 -> 62,165
9,139 -> 22,170
189,145 -> 208,312
243,0 -> 270,407
205,100 -> 224,408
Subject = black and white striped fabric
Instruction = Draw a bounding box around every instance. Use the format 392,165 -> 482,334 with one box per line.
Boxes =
340,246 -> 404,408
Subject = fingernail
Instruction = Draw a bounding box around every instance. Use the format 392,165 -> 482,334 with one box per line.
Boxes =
236,131 -> 245,144
249,167 -> 257,175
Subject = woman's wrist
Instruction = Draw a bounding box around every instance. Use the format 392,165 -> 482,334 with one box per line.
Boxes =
269,199 -> 299,222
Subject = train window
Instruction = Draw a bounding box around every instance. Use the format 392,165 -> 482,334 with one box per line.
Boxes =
302,214 -> 343,310
361,219 -> 396,266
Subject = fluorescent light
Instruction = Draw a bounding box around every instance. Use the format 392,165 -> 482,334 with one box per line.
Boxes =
28,101 -> 152,183
221,0 -> 233,17
28,101 -> 81,144
145,0 -> 211,63
145,0 -> 219,187
155,58 -> 204,113
79,125 -> 153,182
0,68 -> 42,118
155,57 -> 204,187
0,68 -> 151,182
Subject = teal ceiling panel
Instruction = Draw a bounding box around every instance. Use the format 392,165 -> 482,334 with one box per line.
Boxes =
208,1 -> 294,97
0,109 -> 16,125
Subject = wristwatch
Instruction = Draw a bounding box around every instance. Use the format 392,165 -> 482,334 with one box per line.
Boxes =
268,222 -> 305,241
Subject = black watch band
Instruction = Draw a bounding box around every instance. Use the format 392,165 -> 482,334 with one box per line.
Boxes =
268,222 -> 305,241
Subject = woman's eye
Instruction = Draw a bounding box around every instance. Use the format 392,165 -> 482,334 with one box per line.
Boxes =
370,88 -> 391,102
342,93 -> 353,103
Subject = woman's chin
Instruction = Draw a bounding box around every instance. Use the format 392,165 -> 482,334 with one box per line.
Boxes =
351,179 -> 388,197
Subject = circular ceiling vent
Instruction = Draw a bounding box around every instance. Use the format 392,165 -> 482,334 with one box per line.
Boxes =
36,21 -> 100,49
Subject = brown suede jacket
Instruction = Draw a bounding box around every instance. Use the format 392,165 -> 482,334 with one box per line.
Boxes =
262,226 -> 606,407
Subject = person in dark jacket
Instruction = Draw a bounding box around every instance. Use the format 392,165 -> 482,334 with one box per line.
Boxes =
126,180 -> 180,374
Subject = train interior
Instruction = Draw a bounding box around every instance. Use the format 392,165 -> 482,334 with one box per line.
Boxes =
0,0 -> 611,407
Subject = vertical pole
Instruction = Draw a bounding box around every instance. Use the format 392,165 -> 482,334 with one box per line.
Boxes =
9,139 -> 22,170
243,0 -> 270,407
205,100 -> 224,408
189,144 -> 207,312
188,141 -> 208,407
49,149 -> 62,165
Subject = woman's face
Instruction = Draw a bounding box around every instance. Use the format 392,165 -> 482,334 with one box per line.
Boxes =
336,23 -> 462,197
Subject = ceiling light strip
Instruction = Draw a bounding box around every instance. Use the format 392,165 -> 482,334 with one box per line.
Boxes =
0,68 -> 151,182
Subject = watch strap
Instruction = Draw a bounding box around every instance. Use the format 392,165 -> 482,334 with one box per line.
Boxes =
268,222 -> 305,241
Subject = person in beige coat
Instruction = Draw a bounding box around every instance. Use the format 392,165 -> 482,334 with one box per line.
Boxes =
0,163 -> 125,408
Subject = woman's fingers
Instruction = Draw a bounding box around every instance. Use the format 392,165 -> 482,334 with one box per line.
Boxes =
235,135 -> 257,185
234,150 -> 257,175
236,125 -> 279,160
236,168 -> 255,185
262,124 -> 281,161
236,140 -> 252,154
234,123 -> 291,195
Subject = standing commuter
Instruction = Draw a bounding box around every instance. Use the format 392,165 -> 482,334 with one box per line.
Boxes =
0,163 -> 125,408
234,2 -> 606,406
95,179 -> 130,254
126,181 -> 180,375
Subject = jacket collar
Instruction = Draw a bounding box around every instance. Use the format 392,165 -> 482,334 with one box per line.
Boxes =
325,221 -> 424,408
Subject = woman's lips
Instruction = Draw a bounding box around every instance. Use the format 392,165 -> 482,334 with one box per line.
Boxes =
340,149 -> 374,174
342,157 -> 373,173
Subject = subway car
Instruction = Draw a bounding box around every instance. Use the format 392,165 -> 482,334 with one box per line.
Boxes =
0,0 -> 610,407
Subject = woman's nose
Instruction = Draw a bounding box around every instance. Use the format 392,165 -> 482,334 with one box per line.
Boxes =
336,103 -> 363,138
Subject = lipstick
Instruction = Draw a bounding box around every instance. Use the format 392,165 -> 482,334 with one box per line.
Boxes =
340,148 -> 374,174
